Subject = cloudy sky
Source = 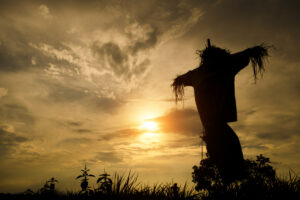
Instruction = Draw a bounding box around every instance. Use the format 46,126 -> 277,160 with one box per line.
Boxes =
0,0 -> 299,192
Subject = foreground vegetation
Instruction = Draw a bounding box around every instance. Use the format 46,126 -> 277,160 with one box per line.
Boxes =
0,155 -> 299,199
192,154 -> 300,199
0,172 -> 196,200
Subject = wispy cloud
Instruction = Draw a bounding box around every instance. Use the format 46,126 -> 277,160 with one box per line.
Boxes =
0,0 -> 300,192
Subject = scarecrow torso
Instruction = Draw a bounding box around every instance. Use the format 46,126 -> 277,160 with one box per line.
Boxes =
193,64 -> 237,125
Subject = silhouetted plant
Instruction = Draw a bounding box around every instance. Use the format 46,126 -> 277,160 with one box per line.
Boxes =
192,154 -> 276,192
23,188 -> 34,195
192,155 -> 223,193
192,154 -> 300,199
39,181 -> 50,193
47,177 -> 59,191
245,154 -> 276,183
97,170 -> 112,193
1,160 -> 299,200
170,183 -> 179,198
76,164 -> 95,192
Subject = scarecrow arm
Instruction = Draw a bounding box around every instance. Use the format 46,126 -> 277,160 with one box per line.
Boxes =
232,45 -> 269,79
172,68 -> 199,103
231,50 -> 250,75
173,69 -> 197,87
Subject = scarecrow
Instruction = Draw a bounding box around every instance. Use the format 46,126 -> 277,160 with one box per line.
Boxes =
172,39 -> 269,182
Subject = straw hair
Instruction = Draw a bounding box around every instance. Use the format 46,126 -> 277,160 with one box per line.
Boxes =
246,44 -> 270,81
171,75 -> 185,104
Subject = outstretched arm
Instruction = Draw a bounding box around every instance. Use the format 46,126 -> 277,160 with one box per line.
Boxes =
173,69 -> 197,87
231,45 -> 269,80
172,68 -> 198,103
231,50 -> 250,74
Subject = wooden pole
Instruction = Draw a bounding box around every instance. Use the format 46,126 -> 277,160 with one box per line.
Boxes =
207,38 -> 211,47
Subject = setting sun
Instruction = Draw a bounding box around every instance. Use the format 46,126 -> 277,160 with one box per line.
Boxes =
139,120 -> 159,131
137,120 -> 162,145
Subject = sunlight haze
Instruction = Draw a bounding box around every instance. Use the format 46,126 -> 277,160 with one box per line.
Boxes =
0,0 -> 299,193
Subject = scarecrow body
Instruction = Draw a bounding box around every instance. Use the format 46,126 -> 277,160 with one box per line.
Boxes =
172,40 -> 268,182
191,51 -> 249,124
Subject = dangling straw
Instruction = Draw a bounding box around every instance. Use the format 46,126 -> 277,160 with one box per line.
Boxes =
171,77 -> 185,104
246,43 -> 271,82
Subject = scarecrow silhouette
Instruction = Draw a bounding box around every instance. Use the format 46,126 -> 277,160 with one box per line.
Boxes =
172,39 -> 269,182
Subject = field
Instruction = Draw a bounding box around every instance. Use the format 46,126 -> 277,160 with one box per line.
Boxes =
0,155 -> 299,200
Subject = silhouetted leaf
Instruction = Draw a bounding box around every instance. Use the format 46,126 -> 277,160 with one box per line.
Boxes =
76,175 -> 84,179
97,177 -> 105,183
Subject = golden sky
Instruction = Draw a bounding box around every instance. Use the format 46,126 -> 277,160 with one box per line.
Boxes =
0,0 -> 299,192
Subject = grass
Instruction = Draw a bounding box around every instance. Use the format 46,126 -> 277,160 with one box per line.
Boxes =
0,172 -> 198,200
1,173 -> 299,200
1,156 -> 300,199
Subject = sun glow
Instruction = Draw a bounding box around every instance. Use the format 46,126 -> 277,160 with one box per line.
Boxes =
138,120 -> 162,145
139,121 -> 159,131
139,132 -> 160,144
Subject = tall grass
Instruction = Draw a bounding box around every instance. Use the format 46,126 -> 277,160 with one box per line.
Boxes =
1,157 -> 299,199
0,172 -> 197,200
1,174 -> 298,199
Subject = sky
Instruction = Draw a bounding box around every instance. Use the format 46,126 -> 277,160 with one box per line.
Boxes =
0,0 -> 299,193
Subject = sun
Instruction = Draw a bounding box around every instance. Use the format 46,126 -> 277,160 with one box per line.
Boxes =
137,120 -> 162,145
139,120 -> 159,131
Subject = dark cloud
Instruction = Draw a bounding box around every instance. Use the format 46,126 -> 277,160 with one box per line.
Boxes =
243,144 -> 268,151
155,108 -> 203,136
99,128 -> 141,141
251,112 -> 299,142
124,0 -> 201,30
163,136 -> 202,149
38,79 -> 124,113
0,37 -> 81,76
88,0 -> 202,80
151,151 -> 200,161
187,0 -> 300,61
57,137 -> 92,148
91,41 -> 150,80
95,151 -> 123,163
0,126 -> 28,158
98,108 -> 203,148
0,103 -> 35,125
0,42 -> 32,72
91,42 -> 129,77
92,97 -> 124,114
128,28 -> 158,55
66,121 -> 82,127
73,129 -> 92,134
0,38 -> 41,72
62,121 -> 93,134
0,2 -> 80,72
256,131 -> 292,141
46,83 -> 87,102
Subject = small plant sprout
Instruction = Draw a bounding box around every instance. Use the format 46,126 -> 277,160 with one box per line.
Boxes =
39,181 -> 50,193
76,164 -> 95,192
47,177 -> 59,191
97,169 -> 113,193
